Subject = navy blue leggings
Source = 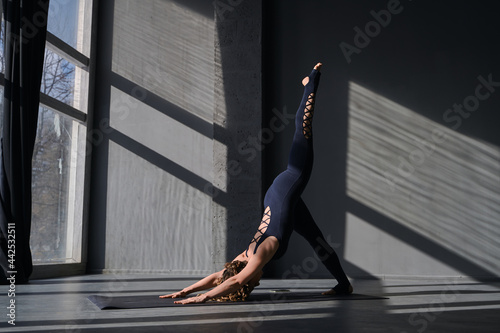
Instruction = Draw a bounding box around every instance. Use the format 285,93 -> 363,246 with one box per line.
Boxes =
259,68 -> 349,286
293,198 -> 350,286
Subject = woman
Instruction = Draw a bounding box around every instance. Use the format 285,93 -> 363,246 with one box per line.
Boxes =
160,63 -> 352,304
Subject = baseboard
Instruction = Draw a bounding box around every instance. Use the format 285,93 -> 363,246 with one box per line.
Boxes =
31,262 -> 86,280
349,274 -> 500,282
86,268 -> 212,276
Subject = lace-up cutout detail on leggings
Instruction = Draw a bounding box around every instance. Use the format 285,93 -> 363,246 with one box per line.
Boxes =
247,206 -> 271,255
303,92 -> 315,139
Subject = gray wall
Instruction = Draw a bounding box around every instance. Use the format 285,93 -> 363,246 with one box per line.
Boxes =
212,1 -> 263,268
263,0 -> 500,280
87,0 -> 262,274
88,0 -> 214,274
88,0 -> 500,280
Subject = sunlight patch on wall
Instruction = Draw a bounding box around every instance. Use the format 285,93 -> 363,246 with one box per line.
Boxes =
105,141 -> 212,274
109,86 -> 213,183
112,0 -> 214,123
346,81 -> 500,276
344,212 -> 462,277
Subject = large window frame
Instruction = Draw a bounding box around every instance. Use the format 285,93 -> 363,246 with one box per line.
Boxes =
0,0 -> 98,278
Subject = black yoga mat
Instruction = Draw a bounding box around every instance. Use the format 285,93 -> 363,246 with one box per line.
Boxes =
88,292 -> 387,310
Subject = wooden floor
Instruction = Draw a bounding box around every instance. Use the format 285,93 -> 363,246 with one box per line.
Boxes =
1,274 -> 500,332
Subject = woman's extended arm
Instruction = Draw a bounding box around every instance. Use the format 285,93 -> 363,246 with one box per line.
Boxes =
174,238 -> 277,304
159,251 -> 247,299
159,270 -> 223,299
173,258 -> 263,304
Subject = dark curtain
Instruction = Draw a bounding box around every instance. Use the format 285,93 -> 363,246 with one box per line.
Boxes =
0,0 -> 49,284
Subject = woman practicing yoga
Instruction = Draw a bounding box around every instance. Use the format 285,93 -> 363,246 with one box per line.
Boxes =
160,63 -> 352,304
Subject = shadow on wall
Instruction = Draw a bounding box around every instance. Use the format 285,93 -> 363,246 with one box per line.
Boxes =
88,0 -> 219,274
345,82 -> 500,279
88,0 -> 500,280
264,0 -> 500,280
212,0 -> 264,265
89,0 -> 265,274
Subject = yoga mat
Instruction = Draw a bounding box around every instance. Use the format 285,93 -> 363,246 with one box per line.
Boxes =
88,292 -> 387,310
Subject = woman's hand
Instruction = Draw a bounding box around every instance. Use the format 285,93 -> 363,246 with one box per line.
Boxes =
174,294 -> 208,304
159,290 -> 187,299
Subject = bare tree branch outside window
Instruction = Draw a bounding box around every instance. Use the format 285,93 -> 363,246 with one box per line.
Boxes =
30,50 -> 76,262
0,13 -> 77,261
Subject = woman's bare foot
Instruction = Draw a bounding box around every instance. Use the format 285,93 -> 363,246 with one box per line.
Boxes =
302,62 -> 323,86
322,284 -> 353,296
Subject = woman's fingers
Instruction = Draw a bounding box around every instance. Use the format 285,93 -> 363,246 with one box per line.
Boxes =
174,295 -> 206,304
174,298 -> 191,304
159,292 -> 182,298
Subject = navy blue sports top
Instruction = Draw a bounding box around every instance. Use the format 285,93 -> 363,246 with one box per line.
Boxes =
246,68 -> 321,260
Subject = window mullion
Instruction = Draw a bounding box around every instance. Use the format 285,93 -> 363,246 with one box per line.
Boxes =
39,92 -> 87,123
46,31 -> 90,69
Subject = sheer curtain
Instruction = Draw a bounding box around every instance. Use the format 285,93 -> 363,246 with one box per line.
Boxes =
0,0 -> 50,283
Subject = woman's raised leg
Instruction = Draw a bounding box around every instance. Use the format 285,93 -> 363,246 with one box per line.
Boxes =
285,62 -> 322,180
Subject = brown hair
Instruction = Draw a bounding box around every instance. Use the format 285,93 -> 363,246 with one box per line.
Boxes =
212,260 -> 254,302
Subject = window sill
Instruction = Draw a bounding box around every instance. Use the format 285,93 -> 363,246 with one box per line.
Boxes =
31,262 -> 86,280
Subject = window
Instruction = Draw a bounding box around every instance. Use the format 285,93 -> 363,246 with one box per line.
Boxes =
0,0 -> 96,275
